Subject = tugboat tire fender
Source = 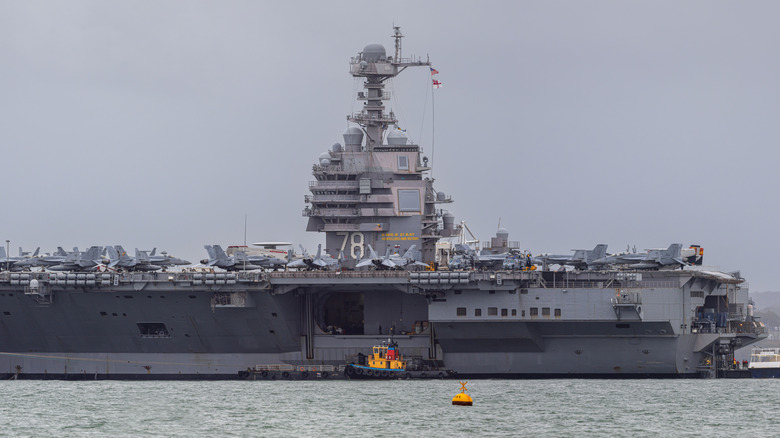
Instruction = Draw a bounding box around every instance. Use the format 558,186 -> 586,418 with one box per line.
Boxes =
261,371 -> 268,378
282,371 -> 290,379
301,371 -> 309,379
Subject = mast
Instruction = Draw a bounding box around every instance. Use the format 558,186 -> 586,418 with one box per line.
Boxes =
346,27 -> 429,151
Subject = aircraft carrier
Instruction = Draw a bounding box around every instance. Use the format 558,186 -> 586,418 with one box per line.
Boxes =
0,28 -> 765,379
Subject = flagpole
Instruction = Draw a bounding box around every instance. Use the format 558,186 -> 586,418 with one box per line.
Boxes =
431,78 -> 435,180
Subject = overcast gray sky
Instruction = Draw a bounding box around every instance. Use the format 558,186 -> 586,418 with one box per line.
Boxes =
1,1 -> 779,291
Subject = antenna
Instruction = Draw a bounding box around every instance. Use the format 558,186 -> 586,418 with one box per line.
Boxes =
393,26 -> 403,62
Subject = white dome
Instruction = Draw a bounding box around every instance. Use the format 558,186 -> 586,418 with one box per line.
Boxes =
362,44 -> 386,62
386,130 -> 408,146
343,126 -> 364,146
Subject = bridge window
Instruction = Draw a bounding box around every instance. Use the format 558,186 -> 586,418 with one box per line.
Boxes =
456,307 -> 467,316
474,308 -> 482,317
501,308 -> 508,317
398,156 -> 409,171
530,308 -> 538,316
398,190 -> 421,212
542,307 -> 550,317
488,307 -> 498,316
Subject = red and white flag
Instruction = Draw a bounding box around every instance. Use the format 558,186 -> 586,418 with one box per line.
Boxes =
432,79 -> 443,88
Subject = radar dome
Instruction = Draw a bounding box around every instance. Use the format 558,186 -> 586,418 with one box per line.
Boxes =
496,228 -> 510,240
343,126 -> 364,151
318,152 -> 331,165
332,143 -> 343,153
436,192 -> 447,201
386,129 -> 408,146
362,44 -> 386,62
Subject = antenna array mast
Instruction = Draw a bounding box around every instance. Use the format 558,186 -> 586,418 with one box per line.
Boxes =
393,26 -> 403,62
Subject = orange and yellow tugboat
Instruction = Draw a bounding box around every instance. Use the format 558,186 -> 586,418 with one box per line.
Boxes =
344,333 -> 456,380
345,339 -> 408,379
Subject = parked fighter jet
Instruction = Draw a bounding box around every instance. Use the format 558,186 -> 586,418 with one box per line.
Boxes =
202,245 -> 286,270
355,245 -> 428,269
0,247 -> 34,271
592,243 -> 684,269
534,244 -> 608,270
356,245 -> 395,269
357,244 -> 429,270
106,246 -> 162,271
473,250 -> 522,270
47,246 -> 106,272
202,245 -> 264,270
144,248 -> 190,267
13,247 -> 72,268
287,244 -> 342,270
387,245 -> 429,269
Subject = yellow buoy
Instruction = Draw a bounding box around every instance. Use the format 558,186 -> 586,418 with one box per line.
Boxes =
452,381 -> 473,406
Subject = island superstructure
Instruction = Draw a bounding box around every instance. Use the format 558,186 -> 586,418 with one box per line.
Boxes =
304,27 -> 452,264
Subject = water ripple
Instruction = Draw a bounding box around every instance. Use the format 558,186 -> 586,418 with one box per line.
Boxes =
0,379 -> 777,437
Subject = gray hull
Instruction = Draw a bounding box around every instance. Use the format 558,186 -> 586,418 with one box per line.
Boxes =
0,269 -> 765,379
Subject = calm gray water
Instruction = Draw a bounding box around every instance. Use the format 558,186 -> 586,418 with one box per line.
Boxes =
1,379 -> 777,437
